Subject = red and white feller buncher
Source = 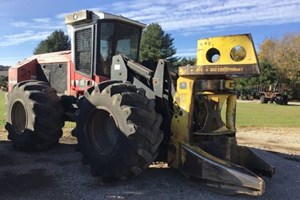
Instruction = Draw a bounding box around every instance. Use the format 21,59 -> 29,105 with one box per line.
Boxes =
5,10 -> 274,195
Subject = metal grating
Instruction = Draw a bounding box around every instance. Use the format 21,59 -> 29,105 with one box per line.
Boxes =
75,28 -> 92,74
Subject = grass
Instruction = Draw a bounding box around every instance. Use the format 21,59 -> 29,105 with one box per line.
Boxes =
236,102 -> 300,128
0,91 -> 6,129
1,91 -> 299,130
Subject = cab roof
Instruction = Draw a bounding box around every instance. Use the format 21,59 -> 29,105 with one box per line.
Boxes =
65,10 -> 146,28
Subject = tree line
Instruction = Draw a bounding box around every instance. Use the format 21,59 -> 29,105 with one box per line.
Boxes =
0,65 -> 9,70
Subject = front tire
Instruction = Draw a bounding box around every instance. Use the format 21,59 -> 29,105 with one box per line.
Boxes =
241,95 -> 247,100
5,80 -> 64,151
73,82 -> 163,180
260,96 -> 268,103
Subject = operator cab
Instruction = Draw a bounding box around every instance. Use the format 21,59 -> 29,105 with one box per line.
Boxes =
65,10 -> 145,78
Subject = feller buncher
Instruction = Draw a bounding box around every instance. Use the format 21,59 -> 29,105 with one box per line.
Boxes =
5,10 -> 274,195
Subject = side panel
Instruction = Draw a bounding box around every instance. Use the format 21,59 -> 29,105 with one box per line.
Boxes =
8,51 -> 72,93
38,63 -> 68,94
8,59 -> 37,91
69,67 -> 109,97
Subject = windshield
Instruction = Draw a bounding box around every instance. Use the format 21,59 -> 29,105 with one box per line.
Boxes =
97,21 -> 142,77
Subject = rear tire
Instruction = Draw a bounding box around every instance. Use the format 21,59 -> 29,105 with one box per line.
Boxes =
5,80 -> 64,151
73,81 -> 163,180
275,96 -> 283,105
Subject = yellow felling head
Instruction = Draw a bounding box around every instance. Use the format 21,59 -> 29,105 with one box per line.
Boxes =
179,34 -> 260,77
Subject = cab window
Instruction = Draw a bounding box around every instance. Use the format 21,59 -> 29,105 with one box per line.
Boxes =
74,27 -> 93,75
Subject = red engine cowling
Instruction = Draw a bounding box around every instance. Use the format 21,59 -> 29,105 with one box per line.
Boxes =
8,50 -> 109,96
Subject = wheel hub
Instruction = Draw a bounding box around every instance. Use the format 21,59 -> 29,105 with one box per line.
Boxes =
87,109 -> 119,155
11,101 -> 27,134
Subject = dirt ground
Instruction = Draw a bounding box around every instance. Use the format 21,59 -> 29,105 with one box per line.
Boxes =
2,127 -> 299,155
0,127 -> 300,199
237,127 -> 300,155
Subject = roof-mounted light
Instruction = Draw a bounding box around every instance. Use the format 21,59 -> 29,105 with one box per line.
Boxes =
65,10 -> 93,25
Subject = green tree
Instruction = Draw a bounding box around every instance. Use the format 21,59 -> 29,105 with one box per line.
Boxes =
257,59 -> 277,86
33,30 -> 71,55
139,23 -> 176,62
235,59 -> 276,92
172,57 -> 196,70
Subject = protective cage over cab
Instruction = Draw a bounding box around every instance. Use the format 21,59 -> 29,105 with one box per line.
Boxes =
65,10 -> 146,78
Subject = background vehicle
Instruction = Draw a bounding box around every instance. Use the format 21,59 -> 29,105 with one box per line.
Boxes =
5,10 -> 274,196
259,83 -> 288,105
237,89 -> 255,100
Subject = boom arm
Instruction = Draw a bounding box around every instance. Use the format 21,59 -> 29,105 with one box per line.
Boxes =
110,55 -> 175,159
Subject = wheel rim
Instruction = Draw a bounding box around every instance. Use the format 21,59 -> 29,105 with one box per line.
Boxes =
11,101 -> 27,134
87,109 -> 119,155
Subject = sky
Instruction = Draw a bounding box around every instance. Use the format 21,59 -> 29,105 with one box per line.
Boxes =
0,0 -> 299,66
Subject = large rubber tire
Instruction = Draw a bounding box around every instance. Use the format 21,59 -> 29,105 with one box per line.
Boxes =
275,96 -> 283,105
5,80 -> 64,151
260,96 -> 268,104
72,81 -> 163,180
247,95 -> 254,100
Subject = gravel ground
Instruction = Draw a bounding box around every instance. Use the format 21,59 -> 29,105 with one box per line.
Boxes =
237,127 -> 300,155
1,129 -> 300,200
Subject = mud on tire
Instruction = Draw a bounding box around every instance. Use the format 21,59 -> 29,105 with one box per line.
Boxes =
5,80 -> 64,151
72,81 -> 163,180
